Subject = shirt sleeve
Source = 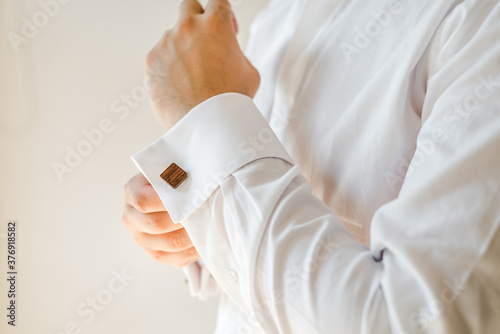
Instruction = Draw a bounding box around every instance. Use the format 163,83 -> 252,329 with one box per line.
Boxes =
132,3 -> 500,333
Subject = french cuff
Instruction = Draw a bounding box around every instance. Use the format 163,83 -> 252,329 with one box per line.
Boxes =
132,92 -> 294,222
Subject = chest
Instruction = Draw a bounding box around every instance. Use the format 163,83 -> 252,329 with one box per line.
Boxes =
247,0 -> 456,243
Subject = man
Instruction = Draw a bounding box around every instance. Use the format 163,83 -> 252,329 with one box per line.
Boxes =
122,0 -> 500,332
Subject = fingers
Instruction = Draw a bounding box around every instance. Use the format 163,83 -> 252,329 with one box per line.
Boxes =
123,173 -> 199,268
180,0 -> 204,17
122,204 -> 182,235
132,228 -> 194,252
205,0 -> 235,33
124,173 -> 165,213
206,0 -> 231,14
146,247 -> 200,268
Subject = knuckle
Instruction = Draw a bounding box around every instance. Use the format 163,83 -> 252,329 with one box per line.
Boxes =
177,259 -> 191,268
187,247 -> 199,260
145,215 -> 157,233
252,66 -> 260,82
147,215 -> 165,233
168,232 -> 188,250
133,191 -> 149,213
131,233 -> 143,247
207,5 -> 231,23
176,16 -> 196,35
121,213 -> 130,229
123,180 -> 133,197
173,256 -> 189,268
145,50 -> 156,69
205,11 -> 224,28
171,261 -> 183,268
145,31 -> 171,68
160,30 -> 172,47
214,2 -> 231,14
151,251 -> 164,263
178,249 -> 199,267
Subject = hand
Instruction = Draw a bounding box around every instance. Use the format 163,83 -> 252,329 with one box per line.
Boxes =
144,0 -> 260,130
122,174 -> 200,267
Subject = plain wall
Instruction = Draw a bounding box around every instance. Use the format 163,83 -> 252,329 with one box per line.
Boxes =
0,0 -> 269,333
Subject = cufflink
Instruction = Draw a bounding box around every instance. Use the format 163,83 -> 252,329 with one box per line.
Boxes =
160,163 -> 187,189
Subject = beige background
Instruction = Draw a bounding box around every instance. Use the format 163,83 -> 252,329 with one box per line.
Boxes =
0,0 -> 269,333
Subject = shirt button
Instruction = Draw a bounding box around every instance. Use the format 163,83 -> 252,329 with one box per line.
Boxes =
224,270 -> 238,284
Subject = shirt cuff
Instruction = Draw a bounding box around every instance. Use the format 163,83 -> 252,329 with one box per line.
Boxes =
132,92 -> 294,222
183,259 -> 221,300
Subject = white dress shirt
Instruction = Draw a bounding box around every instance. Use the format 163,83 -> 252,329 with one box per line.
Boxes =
132,0 -> 500,333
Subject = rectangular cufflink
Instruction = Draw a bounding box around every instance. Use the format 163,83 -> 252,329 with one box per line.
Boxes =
160,163 -> 188,189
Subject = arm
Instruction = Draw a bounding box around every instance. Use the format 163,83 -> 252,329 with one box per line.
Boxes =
131,0 -> 500,332
122,172 -> 220,300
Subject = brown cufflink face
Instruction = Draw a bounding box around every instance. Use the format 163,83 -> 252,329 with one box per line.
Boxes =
160,163 -> 187,189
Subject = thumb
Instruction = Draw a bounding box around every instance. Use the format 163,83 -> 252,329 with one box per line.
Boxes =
206,0 -> 237,33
